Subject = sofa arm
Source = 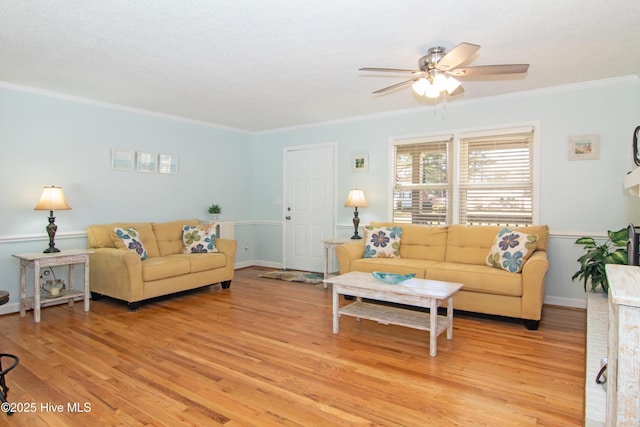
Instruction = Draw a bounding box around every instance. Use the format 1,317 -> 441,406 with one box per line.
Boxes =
89,248 -> 144,302
335,241 -> 365,275
214,238 -> 237,279
520,250 -> 549,321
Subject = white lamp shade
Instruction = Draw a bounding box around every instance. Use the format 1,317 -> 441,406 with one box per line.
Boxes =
424,84 -> 440,98
412,78 -> 428,96
444,76 -> 461,94
34,186 -> 71,211
344,189 -> 368,208
433,73 -> 448,91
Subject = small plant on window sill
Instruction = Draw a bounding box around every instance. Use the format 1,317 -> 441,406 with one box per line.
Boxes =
572,228 -> 627,293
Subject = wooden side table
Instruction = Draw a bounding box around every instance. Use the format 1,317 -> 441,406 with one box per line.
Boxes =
12,249 -> 93,323
321,238 -> 352,288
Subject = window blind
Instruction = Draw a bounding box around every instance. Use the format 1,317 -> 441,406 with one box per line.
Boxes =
393,136 -> 453,225
458,131 -> 534,226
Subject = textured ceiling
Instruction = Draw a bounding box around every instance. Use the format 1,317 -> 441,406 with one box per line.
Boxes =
0,1 -> 638,132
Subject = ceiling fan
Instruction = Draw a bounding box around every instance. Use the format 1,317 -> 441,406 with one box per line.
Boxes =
359,42 -> 529,98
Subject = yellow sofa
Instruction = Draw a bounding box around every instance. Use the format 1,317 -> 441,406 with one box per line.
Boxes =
86,219 -> 237,311
335,221 -> 549,330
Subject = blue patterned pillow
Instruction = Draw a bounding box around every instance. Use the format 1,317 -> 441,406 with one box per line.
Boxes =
114,227 -> 148,260
182,224 -> 218,253
486,227 -> 538,273
362,226 -> 402,258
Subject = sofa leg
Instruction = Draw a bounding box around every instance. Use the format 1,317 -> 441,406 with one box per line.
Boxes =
128,302 -> 140,312
524,319 -> 540,330
90,292 -> 103,301
221,280 -> 231,289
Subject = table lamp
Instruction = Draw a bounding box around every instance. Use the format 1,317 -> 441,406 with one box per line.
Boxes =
34,186 -> 71,253
344,189 -> 367,239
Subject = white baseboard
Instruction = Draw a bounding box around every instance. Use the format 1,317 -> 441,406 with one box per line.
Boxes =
235,260 -> 281,270
544,295 -> 586,309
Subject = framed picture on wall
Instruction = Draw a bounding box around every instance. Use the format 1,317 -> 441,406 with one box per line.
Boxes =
111,149 -> 135,171
568,134 -> 600,160
136,152 -> 158,172
158,153 -> 179,174
351,152 -> 369,172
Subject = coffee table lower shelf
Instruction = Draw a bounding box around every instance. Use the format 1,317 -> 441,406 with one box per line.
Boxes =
339,301 -> 449,334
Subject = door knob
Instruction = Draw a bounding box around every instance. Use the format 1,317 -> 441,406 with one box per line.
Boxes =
285,216 -> 291,220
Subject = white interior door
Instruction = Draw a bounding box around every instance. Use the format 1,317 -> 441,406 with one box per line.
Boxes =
284,144 -> 335,272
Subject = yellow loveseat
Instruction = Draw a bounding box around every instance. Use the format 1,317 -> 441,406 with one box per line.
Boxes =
335,221 -> 549,330
86,219 -> 237,311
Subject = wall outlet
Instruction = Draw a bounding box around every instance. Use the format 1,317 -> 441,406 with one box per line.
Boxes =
244,244 -> 249,251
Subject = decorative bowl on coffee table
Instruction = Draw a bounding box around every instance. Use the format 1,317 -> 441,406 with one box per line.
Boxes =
372,272 -> 416,284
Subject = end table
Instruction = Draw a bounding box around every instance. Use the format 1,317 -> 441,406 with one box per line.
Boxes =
12,249 -> 93,323
321,238 -> 352,288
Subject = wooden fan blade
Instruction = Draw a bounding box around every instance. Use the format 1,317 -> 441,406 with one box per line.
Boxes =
372,79 -> 417,94
360,67 -> 421,73
437,42 -> 480,70
450,64 -> 529,77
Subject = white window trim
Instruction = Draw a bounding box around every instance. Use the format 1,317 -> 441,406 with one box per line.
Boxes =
388,121 -> 541,225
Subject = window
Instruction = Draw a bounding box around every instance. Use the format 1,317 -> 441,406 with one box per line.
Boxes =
393,135 -> 453,225
392,126 -> 536,226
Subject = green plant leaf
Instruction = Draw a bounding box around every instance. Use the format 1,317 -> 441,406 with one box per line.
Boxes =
575,237 -> 597,247
609,228 -> 629,247
572,228 -> 628,294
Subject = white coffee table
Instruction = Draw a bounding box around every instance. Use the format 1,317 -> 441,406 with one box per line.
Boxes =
325,271 -> 463,357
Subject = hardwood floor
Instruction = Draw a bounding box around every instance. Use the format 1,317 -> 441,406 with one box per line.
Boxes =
0,267 -> 586,426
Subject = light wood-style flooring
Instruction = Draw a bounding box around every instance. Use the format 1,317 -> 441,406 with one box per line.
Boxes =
0,267 -> 586,426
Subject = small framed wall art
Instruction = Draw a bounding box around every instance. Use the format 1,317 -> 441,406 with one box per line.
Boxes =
158,153 -> 179,174
111,149 -> 135,171
351,152 -> 369,172
136,152 -> 158,173
568,134 -> 600,161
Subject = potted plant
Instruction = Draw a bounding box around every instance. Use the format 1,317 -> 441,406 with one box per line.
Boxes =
207,203 -> 222,220
572,227 -> 628,293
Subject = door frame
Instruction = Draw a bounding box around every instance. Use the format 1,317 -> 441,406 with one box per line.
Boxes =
282,142 -> 337,271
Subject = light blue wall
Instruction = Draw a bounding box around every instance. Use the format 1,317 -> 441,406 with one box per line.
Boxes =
1,77 -> 638,315
252,77 -> 640,307
0,86 -> 254,313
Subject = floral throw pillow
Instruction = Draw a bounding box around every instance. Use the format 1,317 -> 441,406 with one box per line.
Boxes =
114,227 -> 148,260
182,224 -> 218,254
486,227 -> 538,273
362,226 -> 402,258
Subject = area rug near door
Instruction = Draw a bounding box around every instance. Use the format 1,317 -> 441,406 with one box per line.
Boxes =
258,269 -> 324,285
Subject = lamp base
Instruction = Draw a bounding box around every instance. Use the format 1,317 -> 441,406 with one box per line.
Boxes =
351,209 -> 362,239
43,213 -> 60,253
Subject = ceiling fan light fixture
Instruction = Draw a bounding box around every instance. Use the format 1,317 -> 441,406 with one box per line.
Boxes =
424,83 -> 440,99
444,76 -> 461,94
412,78 -> 429,96
433,73 -> 448,91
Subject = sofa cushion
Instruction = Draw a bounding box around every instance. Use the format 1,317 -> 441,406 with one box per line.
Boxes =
182,224 -> 218,253
427,262 -> 522,297
445,224 -> 547,266
141,256 -> 191,281
167,253 -> 227,273
349,258 -> 431,278
486,227 -> 538,273
113,227 -> 149,260
362,226 -> 402,258
370,222 -> 447,261
87,222 -> 160,257
153,219 -> 200,256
